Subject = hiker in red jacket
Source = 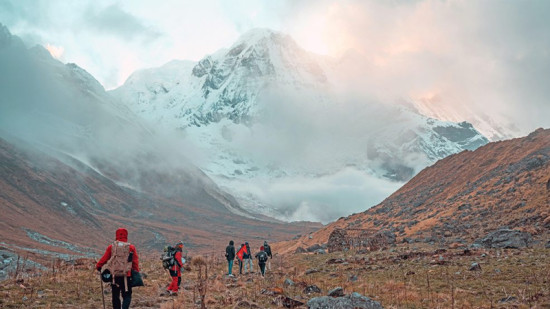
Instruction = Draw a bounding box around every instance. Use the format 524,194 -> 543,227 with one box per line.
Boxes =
96,228 -> 139,309
166,241 -> 185,295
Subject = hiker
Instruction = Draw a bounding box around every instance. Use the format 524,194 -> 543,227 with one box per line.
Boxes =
255,246 -> 269,277
96,228 -> 139,309
166,241 -> 185,295
225,240 -> 236,276
236,243 -> 245,274
263,241 -> 273,271
243,242 -> 253,274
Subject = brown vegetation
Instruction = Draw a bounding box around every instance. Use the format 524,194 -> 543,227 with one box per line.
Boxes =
277,128 -> 550,254
1,242 -> 549,308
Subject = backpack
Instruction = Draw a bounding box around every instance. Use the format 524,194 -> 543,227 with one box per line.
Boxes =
162,246 -> 177,269
106,241 -> 133,278
258,251 -> 268,263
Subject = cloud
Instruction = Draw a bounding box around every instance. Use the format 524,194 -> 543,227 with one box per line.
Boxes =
85,4 -> 161,42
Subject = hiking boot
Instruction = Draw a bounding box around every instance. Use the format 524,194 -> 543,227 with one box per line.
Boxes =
169,291 -> 178,296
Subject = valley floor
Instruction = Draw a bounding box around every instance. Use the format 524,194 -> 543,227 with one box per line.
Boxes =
1,242 -> 549,308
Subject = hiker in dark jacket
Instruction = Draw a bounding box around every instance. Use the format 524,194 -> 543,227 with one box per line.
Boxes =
225,240 -> 236,276
166,241 -> 185,295
96,228 -> 139,309
263,241 -> 273,271
255,246 -> 269,277
243,242 -> 253,274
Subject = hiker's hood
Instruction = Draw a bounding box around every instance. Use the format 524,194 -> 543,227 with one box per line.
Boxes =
115,228 -> 128,242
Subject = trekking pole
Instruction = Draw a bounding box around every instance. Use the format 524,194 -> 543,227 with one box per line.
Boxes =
99,274 -> 106,309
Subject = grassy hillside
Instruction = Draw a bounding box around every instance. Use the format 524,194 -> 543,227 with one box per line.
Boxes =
1,242 -> 549,308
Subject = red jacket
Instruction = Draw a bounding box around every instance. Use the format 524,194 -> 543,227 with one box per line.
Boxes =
96,228 -> 139,276
171,250 -> 183,272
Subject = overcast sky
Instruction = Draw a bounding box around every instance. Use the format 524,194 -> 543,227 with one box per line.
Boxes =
1,0 -> 549,134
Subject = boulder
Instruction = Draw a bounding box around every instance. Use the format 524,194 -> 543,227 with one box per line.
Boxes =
314,249 -> 326,255
307,292 -> 383,309
328,287 -> 345,297
273,295 -> 305,308
328,229 -> 349,253
474,228 -> 532,249
307,244 -> 323,252
303,285 -> 322,294
469,262 -> 482,271
283,278 -> 295,287
295,247 -> 307,254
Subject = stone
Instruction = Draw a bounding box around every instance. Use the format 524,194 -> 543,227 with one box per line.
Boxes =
326,258 -> 345,264
474,228 -> 532,249
273,295 -> 304,308
307,292 -> 383,309
303,285 -> 322,294
307,244 -> 323,252
328,287 -> 345,297
283,278 -> 295,287
305,268 -> 319,275
469,262 -> 482,271
349,274 -> 358,282
498,296 -> 517,303
314,249 -> 326,255
294,247 -> 307,254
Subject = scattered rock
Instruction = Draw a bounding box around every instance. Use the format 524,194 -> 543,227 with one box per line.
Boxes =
283,278 -> 295,287
273,295 -> 305,308
498,296 -> 518,303
474,228 -> 532,249
328,287 -> 345,297
314,249 -> 326,255
294,247 -> 307,254
261,287 -> 283,296
307,292 -> 383,309
305,268 -> 319,275
469,262 -> 482,271
234,300 -> 262,308
349,274 -> 358,282
307,244 -> 323,252
326,258 -> 345,264
303,285 -> 322,294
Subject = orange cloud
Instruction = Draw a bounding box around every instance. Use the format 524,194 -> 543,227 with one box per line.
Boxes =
45,44 -> 64,59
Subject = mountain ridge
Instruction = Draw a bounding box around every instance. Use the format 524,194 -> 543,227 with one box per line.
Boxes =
274,128 -> 550,253
111,28 -> 490,222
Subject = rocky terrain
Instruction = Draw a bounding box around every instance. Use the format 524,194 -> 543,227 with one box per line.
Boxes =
0,23 -> 319,278
1,241 -> 548,308
276,128 -> 550,254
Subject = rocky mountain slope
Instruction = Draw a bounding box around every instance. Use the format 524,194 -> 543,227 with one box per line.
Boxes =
276,128 -> 550,253
112,28 -> 489,221
0,24 -> 319,276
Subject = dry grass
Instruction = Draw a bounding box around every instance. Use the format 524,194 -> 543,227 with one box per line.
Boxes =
1,244 -> 549,308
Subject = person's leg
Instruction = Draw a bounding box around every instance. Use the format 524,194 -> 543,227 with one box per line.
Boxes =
248,258 -> 253,272
228,259 -> 233,275
177,275 -> 181,290
111,280 -> 122,309
267,260 -> 271,271
260,263 -> 265,276
168,276 -> 179,292
244,259 -> 248,273
121,280 -> 132,309
239,260 -> 243,274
